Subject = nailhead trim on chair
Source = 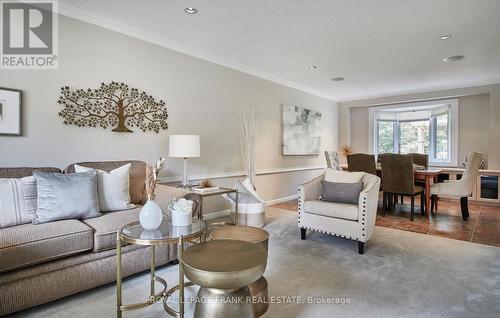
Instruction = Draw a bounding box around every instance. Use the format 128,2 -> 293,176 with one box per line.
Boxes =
301,226 -> 361,242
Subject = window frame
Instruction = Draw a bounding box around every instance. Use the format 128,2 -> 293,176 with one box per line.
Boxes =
369,99 -> 459,167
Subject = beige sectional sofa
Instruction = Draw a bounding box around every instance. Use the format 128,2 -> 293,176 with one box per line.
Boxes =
0,161 -> 189,316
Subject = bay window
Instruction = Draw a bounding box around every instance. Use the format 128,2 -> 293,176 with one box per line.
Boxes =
369,99 -> 458,166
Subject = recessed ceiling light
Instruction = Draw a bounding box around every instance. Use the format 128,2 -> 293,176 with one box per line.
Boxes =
440,34 -> 452,40
442,55 -> 465,62
308,65 -> 318,70
331,77 -> 344,81
459,75 -> 466,79
184,7 -> 198,14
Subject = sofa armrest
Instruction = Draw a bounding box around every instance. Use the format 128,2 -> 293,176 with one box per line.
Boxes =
358,174 -> 381,241
298,174 -> 324,207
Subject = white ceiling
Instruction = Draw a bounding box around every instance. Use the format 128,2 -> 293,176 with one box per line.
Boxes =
59,0 -> 500,101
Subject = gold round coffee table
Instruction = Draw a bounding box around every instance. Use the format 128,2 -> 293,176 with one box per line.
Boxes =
210,225 -> 269,250
210,226 -> 270,317
181,240 -> 267,318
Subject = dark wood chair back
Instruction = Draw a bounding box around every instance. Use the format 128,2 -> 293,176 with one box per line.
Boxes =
380,154 -> 415,194
347,154 -> 377,175
409,153 -> 429,168
377,153 -> 392,163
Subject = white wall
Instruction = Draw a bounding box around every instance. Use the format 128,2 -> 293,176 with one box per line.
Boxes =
339,84 -> 500,169
0,16 -> 338,211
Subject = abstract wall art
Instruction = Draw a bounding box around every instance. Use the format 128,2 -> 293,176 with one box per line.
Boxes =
282,104 -> 322,155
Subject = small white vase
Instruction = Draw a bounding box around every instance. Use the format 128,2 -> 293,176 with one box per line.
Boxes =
139,198 -> 163,230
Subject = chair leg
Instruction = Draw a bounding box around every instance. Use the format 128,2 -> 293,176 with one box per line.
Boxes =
401,195 -> 404,204
420,192 -> 425,216
460,197 -> 469,221
383,192 -> 387,211
300,228 -> 306,240
358,241 -> 365,254
430,195 -> 435,212
410,195 -> 415,221
435,195 -> 439,211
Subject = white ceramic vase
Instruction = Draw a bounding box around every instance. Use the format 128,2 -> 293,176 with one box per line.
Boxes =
139,199 -> 163,230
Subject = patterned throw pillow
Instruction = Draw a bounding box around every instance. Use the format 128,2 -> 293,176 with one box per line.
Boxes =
0,176 -> 37,228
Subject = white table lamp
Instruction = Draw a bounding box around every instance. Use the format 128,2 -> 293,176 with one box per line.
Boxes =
169,135 -> 200,187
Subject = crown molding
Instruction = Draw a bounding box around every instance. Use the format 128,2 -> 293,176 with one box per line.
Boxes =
58,4 -> 338,102
337,79 -> 500,103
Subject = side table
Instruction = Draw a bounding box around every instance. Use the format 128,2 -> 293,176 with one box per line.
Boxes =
171,186 -> 239,225
116,218 -> 206,318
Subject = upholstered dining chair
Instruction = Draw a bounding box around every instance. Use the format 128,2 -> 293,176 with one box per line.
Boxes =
380,154 -> 425,221
430,152 -> 482,221
406,153 -> 429,201
409,153 -> 429,169
324,151 -> 342,170
376,153 -> 392,162
347,154 -> 377,175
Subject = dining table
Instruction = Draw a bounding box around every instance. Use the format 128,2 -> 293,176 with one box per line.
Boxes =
413,169 -> 443,219
340,164 -> 443,220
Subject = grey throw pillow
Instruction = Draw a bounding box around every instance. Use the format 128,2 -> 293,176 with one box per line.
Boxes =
33,171 -> 100,224
320,180 -> 364,205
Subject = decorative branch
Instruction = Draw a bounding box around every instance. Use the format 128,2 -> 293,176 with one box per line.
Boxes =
239,105 -> 258,187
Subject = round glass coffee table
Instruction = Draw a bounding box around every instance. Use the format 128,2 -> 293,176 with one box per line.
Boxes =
116,217 -> 206,318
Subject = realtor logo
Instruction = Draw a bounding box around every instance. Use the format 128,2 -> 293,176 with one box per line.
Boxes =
1,0 -> 58,69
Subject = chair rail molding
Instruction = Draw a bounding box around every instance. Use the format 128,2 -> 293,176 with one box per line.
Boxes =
158,165 -> 326,183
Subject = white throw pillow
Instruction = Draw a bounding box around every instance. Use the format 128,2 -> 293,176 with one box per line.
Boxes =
325,169 -> 364,183
0,176 -> 37,228
75,164 -> 134,212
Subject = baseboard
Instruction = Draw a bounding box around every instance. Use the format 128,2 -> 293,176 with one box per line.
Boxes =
265,194 -> 299,206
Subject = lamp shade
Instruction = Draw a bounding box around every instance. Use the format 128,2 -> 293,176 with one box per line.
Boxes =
168,135 -> 200,158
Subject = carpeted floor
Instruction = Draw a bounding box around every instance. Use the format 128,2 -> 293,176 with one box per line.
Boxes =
8,207 -> 500,318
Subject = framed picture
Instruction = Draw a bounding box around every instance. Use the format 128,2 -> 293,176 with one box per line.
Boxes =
282,104 -> 322,155
0,87 -> 22,136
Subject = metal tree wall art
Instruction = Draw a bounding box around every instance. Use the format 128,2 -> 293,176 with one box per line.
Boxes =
57,82 -> 168,133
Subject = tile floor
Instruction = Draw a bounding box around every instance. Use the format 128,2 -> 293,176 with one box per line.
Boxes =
271,197 -> 500,247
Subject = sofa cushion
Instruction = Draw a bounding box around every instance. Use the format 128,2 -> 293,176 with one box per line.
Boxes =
304,200 -> 359,221
0,220 -> 93,273
81,185 -> 191,252
65,161 -> 146,205
82,206 -> 143,252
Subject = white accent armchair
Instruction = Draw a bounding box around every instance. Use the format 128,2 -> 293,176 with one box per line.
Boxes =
298,172 -> 381,254
430,152 -> 482,221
